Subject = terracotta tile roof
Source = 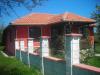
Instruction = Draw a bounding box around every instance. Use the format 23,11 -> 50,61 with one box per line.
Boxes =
11,12 -> 96,25
63,13 -> 95,22
11,13 -> 55,25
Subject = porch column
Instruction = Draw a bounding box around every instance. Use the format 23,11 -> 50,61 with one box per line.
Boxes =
40,36 -> 50,57
28,38 -> 34,53
15,39 -> 20,57
65,33 -> 82,75
19,39 -> 25,61
88,27 -> 94,50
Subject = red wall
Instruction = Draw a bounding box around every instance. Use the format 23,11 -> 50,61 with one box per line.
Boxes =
16,26 -> 28,38
88,27 -> 94,46
41,26 -> 51,36
16,26 -> 28,48
72,26 -> 79,33
71,25 -> 94,47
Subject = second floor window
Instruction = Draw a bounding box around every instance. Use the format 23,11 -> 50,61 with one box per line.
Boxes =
29,27 -> 41,40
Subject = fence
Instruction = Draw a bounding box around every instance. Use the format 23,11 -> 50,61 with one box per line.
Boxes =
15,34 -> 100,75
16,50 -> 100,75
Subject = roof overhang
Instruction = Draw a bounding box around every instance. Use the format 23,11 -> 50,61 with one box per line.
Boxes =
11,12 -> 96,26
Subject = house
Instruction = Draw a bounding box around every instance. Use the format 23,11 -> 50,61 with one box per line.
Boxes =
3,12 -> 95,55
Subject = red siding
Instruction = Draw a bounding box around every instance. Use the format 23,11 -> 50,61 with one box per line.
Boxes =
16,26 -> 28,48
41,26 -> 51,36
16,26 -> 28,38
88,27 -> 94,36
88,27 -> 94,46
72,26 -> 79,33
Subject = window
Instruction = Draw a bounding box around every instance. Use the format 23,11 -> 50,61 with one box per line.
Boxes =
79,26 -> 88,38
29,27 -> 41,40
65,25 -> 71,34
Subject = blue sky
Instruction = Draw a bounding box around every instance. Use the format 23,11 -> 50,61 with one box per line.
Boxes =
1,0 -> 100,26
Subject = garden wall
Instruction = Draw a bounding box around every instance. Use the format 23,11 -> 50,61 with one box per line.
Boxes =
73,64 -> 100,75
16,50 -> 100,75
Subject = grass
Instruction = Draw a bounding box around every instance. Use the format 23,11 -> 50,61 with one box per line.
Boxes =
86,36 -> 100,67
86,56 -> 100,68
52,53 -> 65,59
94,36 -> 100,53
95,42 -> 100,53
0,46 -> 42,75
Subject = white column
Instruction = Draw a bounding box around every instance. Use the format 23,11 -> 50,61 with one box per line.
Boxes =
28,38 -> 34,53
40,36 -> 50,75
19,39 -> 25,61
15,39 -> 20,56
20,40 -> 25,51
40,36 -> 50,57
65,33 -> 82,75
27,38 -> 34,68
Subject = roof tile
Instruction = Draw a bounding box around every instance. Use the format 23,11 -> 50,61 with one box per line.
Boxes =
11,12 -> 95,25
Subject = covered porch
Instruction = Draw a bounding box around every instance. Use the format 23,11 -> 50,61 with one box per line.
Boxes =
12,13 -> 96,57
15,23 -> 95,57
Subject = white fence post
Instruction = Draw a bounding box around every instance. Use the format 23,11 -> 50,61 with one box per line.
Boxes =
27,38 -> 34,68
40,36 -> 50,75
65,33 -> 82,75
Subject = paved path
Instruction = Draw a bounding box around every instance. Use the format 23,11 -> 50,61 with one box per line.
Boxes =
0,51 -> 8,57
95,54 -> 100,57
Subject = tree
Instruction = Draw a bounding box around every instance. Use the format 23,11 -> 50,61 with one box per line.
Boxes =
0,0 -> 47,17
0,24 -> 4,44
0,0 -> 47,42
92,5 -> 100,39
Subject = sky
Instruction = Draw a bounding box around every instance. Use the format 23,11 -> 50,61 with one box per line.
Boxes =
0,0 -> 100,26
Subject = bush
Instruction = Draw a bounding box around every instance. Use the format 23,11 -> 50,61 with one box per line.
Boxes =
80,48 -> 94,63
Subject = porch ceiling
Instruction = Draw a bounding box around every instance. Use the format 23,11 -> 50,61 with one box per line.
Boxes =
11,12 -> 96,26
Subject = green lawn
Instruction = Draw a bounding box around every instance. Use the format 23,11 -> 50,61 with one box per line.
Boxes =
0,47 -> 42,75
85,38 -> 100,68
95,42 -> 100,53
94,36 -> 100,53
86,56 -> 100,68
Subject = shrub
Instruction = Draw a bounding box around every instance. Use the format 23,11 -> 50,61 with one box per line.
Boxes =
80,48 -> 94,63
